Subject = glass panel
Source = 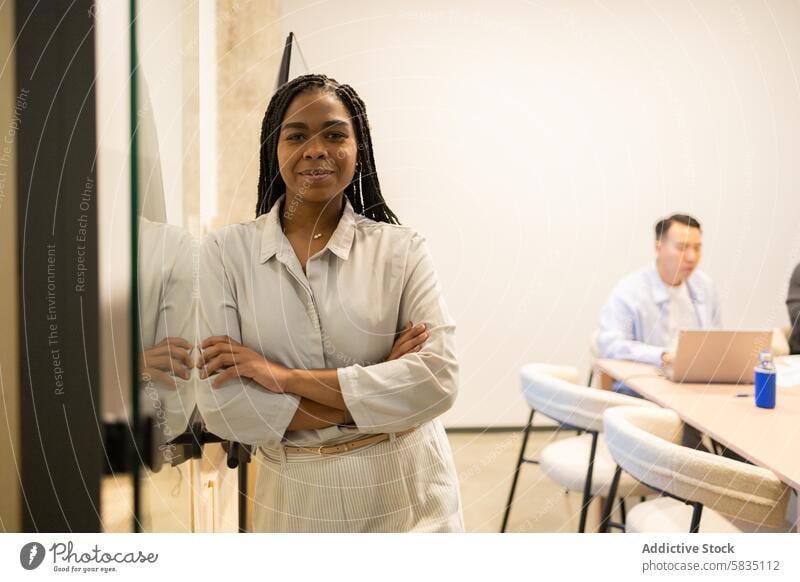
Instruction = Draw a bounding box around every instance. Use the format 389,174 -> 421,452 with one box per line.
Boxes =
129,0 -> 239,533
133,0 -> 199,532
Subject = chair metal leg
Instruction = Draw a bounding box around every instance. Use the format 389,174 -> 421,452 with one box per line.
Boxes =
598,464 -> 622,533
619,497 -> 627,525
587,368 -> 594,387
689,502 -> 704,533
238,460 -> 248,533
578,431 -> 599,533
500,409 -> 535,533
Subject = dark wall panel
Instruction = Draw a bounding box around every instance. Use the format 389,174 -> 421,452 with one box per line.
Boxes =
16,0 -> 101,532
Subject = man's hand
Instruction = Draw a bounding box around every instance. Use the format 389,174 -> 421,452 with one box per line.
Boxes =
199,336 -> 290,392
661,352 -> 675,366
386,322 -> 428,361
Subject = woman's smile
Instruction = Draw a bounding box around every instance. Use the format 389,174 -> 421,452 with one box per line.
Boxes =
298,168 -> 335,184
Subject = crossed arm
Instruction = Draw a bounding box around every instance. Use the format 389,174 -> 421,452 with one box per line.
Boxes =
197,321 -> 429,430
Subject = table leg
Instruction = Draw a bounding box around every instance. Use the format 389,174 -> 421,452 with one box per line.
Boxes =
597,368 -> 614,391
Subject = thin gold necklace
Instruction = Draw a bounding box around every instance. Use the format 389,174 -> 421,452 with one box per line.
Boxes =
282,220 -> 324,240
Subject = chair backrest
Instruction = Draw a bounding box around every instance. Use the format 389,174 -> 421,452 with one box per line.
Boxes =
520,364 -> 656,432
524,363 -> 581,385
603,406 -> 790,528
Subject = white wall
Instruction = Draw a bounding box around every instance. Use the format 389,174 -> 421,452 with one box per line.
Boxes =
278,0 -> 800,427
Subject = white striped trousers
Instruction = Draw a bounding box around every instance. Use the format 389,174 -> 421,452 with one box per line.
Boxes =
253,420 -> 464,532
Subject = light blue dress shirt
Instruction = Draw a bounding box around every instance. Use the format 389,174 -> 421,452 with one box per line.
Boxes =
597,262 -> 722,366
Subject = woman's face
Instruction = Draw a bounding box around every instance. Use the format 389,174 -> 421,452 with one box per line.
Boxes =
276,90 -> 358,204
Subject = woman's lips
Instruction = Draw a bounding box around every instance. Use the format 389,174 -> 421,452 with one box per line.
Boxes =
299,171 -> 334,183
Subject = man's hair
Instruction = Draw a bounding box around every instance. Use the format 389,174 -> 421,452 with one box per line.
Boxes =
655,214 -> 701,240
255,74 -> 399,224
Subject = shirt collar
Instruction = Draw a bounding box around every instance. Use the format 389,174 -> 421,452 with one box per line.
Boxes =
259,194 -> 357,263
647,261 -> 705,304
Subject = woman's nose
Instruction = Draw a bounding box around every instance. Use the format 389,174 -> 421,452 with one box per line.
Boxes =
302,137 -> 327,159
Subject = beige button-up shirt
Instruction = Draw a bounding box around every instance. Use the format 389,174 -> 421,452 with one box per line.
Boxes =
196,195 -> 458,447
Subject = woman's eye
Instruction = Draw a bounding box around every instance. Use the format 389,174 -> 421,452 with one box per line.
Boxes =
285,134 -> 305,142
327,132 -> 347,141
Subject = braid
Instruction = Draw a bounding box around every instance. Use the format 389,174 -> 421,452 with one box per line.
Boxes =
255,74 -> 400,225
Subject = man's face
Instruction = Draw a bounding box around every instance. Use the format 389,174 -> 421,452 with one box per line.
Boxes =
656,223 -> 702,285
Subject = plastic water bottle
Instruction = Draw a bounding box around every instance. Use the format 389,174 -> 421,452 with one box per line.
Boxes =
754,351 -> 776,409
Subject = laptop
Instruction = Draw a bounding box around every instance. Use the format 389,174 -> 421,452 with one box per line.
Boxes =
663,330 -> 772,384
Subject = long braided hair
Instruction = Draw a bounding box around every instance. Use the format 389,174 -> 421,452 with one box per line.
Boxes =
255,74 -> 400,225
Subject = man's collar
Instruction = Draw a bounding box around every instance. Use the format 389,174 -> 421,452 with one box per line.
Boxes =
648,261 -> 705,304
259,194 -> 357,263
648,263 -> 670,304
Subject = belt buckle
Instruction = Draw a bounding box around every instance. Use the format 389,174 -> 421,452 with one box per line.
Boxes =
316,445 -> 325,455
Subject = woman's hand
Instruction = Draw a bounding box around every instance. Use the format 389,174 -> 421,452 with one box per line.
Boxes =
140,337 -> 193,389
385,321 -> 428,361
199,336 -> 290,392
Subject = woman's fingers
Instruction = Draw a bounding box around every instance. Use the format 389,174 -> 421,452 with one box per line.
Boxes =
398,321 -> 412,335
197,340 -> 240,368
392,322 -> 423,348
141,354 -> 191,379
387,323 -> 428,360
395,322 -> 426,346
395,330 -> 429,357
394,321 -> 418,344
148,344 -> 194,370
171,345 -> 194,369
197,344 -> 232,368
210,365 -> 240,387
200,335 -> 240,350
199,353 -> 238,379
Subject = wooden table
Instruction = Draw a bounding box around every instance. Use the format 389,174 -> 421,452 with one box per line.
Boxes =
596,358 -> 800,529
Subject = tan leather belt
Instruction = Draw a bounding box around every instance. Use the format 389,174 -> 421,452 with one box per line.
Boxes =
282,428 -> 415,456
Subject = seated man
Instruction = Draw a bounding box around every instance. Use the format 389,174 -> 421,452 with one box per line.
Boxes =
788,262 -> 800,355
597,213 -> 721,451
598,213 -> 720,368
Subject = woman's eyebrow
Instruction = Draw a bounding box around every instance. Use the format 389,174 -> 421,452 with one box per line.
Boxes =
281,119 -> 350,131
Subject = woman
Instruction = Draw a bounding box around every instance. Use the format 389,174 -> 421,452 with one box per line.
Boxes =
196,74 -> 462,532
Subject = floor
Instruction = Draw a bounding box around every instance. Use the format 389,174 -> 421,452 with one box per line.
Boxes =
101,428 -> 597,533
448,429 -> 588,533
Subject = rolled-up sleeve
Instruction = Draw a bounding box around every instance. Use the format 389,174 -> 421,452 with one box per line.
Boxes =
195,233 -> 299,447
597,291 -> 664,366
338,233 -> 458,433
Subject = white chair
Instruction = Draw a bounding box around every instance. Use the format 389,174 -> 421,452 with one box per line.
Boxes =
603,406 -> 791,532
502,364 -> 657,533
500,364 -> 581,532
